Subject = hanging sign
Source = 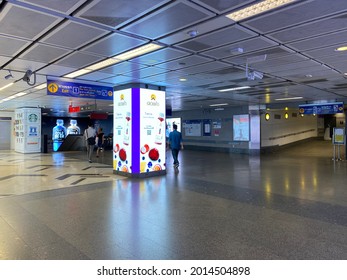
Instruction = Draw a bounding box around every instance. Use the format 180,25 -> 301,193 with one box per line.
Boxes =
298,102 -> 344,115
47,79 -> 113,100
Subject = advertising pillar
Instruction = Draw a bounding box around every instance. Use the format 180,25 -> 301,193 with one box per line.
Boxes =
113,87 -> 166,177
14,108 -> 41,153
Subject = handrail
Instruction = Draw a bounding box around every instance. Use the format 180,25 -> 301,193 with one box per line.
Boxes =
268,129 -> 316,140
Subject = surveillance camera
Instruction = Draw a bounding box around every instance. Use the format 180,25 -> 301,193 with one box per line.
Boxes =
22,70 -> 33,82
4,70 -> 13,80
253,71 -> 264,80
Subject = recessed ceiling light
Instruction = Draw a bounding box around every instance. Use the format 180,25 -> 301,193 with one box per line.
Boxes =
218,86 -> 251,92
179,78 -> 187,82
226,0 -> 296,22
335,46 -> 347,52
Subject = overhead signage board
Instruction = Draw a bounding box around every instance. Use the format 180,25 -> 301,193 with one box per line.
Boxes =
299,102 -> 344,115
47,79 -> 113,100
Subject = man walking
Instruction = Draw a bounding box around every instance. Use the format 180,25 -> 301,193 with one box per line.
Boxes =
168,123 -> 183,169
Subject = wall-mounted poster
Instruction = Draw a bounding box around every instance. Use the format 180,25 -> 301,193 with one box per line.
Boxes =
183,120 -> 202,136
233,114 -> 250,141
203,119 -> 211,136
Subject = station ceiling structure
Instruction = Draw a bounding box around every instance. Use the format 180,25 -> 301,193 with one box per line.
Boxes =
1,0 -> 347,116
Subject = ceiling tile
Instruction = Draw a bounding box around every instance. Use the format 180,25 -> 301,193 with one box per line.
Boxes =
18,0 -> 87,14
129,48 -> 191,66
82,32 -> 148,57
55,51 -> 104,68
76,0 -> 170,28
177,25 -> 256,52
0,35 -> 30,57
20,43 -> 72,63
243,0 -> 347,33
269,14 -> 347,43
192,0 -> 256,14
202,37 -> 277,59
41,21 -> 109,49
0,4 -> 62,40
122,1 -> 213,39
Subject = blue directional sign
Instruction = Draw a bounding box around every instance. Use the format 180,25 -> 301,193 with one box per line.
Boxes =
47,79 -> 113,100
299,102 -> 344,115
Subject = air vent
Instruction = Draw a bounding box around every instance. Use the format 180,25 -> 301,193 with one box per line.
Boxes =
209,67 -> 243,75
261,82 -> 296,88
179,41 -> 211,51
301,78 -> 328,84
81,16 -> 129,27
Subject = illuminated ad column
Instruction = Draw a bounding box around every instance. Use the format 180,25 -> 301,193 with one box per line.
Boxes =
113,87 -> 166,177
14,108 -> 41,153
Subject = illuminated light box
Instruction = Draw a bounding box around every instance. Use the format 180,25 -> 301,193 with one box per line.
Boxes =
113,87 -> 166,177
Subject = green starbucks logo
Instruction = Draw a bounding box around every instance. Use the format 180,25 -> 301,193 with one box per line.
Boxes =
28,113 -> 38,122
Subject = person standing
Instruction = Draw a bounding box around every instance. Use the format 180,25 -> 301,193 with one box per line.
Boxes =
96,127 -> 105,158
84,122 -> 96,163
168,123 -> 183,169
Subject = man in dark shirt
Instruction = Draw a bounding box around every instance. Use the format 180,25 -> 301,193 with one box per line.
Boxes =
168,124 -> 183,169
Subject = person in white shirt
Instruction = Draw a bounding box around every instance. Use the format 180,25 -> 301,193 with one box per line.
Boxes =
84,122 -> 96,163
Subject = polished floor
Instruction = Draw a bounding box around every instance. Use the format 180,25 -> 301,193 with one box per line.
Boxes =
0,139 -> 346,260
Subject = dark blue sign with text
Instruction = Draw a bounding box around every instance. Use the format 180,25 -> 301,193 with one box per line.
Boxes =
299,102 -> 344,115
47,79 -> 113,100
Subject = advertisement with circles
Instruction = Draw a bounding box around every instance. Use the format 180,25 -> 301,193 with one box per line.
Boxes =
139,88 -> 166,173
113,89 -> 132,173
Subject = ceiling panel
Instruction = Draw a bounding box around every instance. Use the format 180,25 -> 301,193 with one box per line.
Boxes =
41,21 -> 109,49
243,0 -> 347,33
192,0 -> 256,14
155,55 -> 214,70
81,33 -> 148,57
0,35 -> 31,57
19,43 -> 72,64
55,51 -> 105,68
76,0 -> 170,28
99,61 -> 148,76
202,37 -> 278,59
121,1 -> 214,39
0,4 -> 62,40
129,48 -> 191,66
177,25 -> 256,52
288,29 -> 347,51
269,14 -> 347,43
17,0 -> 87,14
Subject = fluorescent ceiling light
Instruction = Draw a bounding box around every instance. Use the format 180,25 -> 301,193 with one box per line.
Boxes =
209,103 -> 228,107
14,92 -> 28,97
226,0 -> 296,21
86,58 -> 121,71
3,95 -> 16,101
35,83 -> 47,90
218,86 -> 251,92
275,97 -> 303,101
335,46 -> 347,52
64,69 -> 92,78
62,43 -> 163,79
113,43 -> 162,61
179,78 -> 187,82
0,82 -> 14,91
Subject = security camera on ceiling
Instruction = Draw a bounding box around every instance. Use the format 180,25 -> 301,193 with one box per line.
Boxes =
4,70 -> 14,80
22,69 -> 36,86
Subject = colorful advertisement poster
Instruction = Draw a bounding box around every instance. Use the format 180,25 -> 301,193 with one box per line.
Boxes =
47,79 -> 113,100
233,114 -> 250,141
15,108 -> 41,153
139,88 -> 166,173
113,89 -> 132,173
